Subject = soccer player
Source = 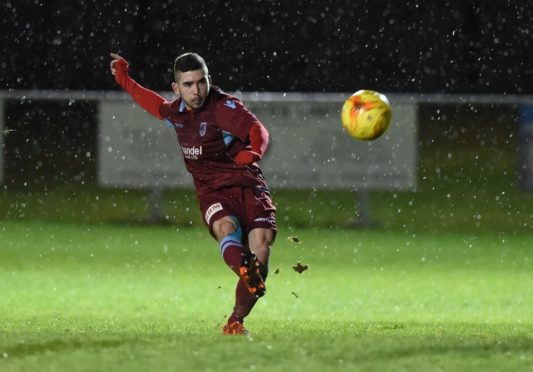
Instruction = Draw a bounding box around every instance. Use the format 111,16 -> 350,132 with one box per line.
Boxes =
109,52 -> 276,336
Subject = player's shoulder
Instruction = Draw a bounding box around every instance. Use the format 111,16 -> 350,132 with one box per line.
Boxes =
161,97 -> 181,110
169,98 -> 184,110
211,86 -> 243,111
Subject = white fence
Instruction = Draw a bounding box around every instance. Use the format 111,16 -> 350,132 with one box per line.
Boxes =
98,93 -> 417,191
3,90 -> 533,192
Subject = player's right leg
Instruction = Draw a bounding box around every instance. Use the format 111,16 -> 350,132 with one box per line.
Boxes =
238,249 -> 266,298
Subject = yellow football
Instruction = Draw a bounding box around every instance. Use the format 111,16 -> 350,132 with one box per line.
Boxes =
341,90 -> 392,140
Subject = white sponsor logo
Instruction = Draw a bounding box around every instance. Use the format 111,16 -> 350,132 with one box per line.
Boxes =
253,216 -> 275,224
205,203 -> 223,224
181,145 -> 203,159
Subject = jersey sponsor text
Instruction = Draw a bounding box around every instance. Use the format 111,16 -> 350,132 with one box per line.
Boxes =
181,145 -> 203,159
205,202 -> 223,224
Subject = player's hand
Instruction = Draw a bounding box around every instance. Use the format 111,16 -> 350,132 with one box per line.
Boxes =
234,150 -> 261,165
110,53 -> 129,77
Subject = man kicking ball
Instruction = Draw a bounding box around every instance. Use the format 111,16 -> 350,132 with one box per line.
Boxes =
109,52 -> 277,336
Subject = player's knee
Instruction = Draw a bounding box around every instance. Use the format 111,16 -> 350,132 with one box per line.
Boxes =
257,243 -> 271,260
227,216 -> 243,241
214,216 -> 242,242
252,239 -> 272,264
254,232 -> 274,251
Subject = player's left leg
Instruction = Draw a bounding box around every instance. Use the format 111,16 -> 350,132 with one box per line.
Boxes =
211,215 -> 253,336
221,187 -> 277,335
213,215 -> 244,276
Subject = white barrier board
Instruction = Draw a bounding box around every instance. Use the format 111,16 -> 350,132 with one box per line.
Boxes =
98,101 -> 190,188
98,97 -> 417,190
248,100 -> 416,190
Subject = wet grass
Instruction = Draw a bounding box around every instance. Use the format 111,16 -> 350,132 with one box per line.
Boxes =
1,103 -> 532,369
1,221 -> 532,371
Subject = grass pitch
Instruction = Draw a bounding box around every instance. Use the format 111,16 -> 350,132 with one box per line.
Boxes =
1,220 -> 532,371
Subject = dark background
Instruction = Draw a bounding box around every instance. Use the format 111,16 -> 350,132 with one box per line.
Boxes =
1,0 -> 531,190
2,0 -> 533,94
1,1 -> 533,232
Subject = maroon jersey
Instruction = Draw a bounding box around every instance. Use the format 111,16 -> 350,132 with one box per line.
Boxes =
158,86 -> 270,196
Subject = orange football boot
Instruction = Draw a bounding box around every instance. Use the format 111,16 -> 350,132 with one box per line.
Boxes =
223,321 -> 250,336
239,252 -> 266,298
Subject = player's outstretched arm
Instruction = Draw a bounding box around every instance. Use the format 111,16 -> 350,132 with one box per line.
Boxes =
234,123 -> 269,165
109,53 -> 165,119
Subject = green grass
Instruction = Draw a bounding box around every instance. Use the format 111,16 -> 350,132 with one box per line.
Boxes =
3,163 -> 533,234
1,103 -> 532,369
1,221 -> 532,371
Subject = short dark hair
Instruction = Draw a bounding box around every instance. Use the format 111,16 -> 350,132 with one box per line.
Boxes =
174,53 -> 208,79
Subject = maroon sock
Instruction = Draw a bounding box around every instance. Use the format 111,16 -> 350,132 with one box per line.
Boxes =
228,279 -> 258,323
220,236 -> 244,276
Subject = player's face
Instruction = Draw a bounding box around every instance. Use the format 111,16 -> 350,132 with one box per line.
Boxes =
173,69 -> 211,111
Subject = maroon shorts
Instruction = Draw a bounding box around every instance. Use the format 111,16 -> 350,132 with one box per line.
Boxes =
199,186 -> 277,240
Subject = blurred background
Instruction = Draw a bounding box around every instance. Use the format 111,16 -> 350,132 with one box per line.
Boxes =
2,0 -> 533,93
2,0 -> 533,233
